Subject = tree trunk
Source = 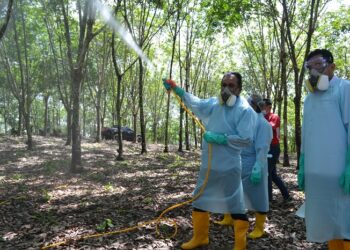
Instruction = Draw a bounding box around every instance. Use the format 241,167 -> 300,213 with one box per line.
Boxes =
115,73 -> 124,160
82,91 -> 86,137
71,68 -> 83,172
282,0 -> 320,168
192,118 -> 197,149
280,8 -> 290,166
178,37 -> 184,152
111,31 -> 124,160
0,0 -> 13,40
185,112 -> 189,150
164,92 -> 170,153
138,58 -> 147,154
17,104 -> 22,136
95,104 -> 101,142
65,109 -> 72,145
44,95 -> 49,136
164,4 -> 180,153
282,82 -> 290,166
178,107 -> 184,152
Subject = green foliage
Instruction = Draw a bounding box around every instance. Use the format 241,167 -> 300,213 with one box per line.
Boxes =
156,153 -> 170,161
43,159 -> 69,175
103,182 -> 114,192
44,162 -> 57,174
168,155 -> 183,168
116,161 -> 131,169
315,5 -> 350,79
87,172 -> 107,183
142,197 -> 153,204
115,208 -> 129,215
200,0 -> 255,32
41,189 -> 51,203
1,0 -> 350,151
32,210 -> 57,225
96,218 -> 114,232
11,173 -> 23,181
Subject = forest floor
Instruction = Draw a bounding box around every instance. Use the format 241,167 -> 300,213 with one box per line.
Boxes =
0,135 -> 327,250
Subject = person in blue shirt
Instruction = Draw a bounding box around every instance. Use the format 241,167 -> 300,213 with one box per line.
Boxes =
164,72 -> 257,250
298,49 -> 350,250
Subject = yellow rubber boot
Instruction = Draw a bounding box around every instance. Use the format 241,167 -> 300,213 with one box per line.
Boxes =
248,213 -> 266,239
328,239 -> 343,250
233,219 -> 249,250
343,240 -> 350,250
215,214 -> 234,226
181,211 -> 209,249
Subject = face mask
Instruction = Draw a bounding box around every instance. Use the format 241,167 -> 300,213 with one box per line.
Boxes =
305,69 -> 329,92
220,87 -> 237,107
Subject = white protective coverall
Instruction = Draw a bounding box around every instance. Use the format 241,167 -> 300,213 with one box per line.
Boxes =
241,113 -> 272,212
302,76 -> 350,242
181,92 -> 257,214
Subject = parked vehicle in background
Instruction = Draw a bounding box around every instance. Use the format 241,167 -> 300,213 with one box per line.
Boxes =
101,126 -> 141,142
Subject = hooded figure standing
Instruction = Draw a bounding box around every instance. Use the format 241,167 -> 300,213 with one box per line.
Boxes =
216,94 -> 272,240
298,49 -> 350,250
242,94 -> 272,238
163,72 -> 257,250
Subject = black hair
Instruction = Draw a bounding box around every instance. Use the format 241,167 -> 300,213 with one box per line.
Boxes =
222,72 -> 242,90
263,98 -> 272,105
306,49 -> 334,64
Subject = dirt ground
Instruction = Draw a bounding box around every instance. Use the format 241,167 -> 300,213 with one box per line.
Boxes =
0,135 -> 326,249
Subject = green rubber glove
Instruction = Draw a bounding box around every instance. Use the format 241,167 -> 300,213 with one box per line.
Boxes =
174,87 -> 185,97
250,161 -> 262,184
162,79 -> 172,91
162,79 -> 185,97
203,131 -> 228,145
340,148 -> 350,194
298,154 -> 305,191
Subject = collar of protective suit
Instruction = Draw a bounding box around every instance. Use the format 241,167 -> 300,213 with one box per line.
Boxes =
329,75 -> 338,87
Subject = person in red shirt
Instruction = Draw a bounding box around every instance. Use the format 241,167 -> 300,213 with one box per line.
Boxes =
264,98 -> 291,202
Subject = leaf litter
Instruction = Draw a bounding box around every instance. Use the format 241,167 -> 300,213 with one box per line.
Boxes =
0,135 -> 326,249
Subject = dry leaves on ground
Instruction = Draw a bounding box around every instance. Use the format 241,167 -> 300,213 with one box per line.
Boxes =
0,135 -> 326,250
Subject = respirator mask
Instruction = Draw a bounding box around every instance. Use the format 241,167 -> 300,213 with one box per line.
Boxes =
304,58 -> 330,93
220,86 -> 237,107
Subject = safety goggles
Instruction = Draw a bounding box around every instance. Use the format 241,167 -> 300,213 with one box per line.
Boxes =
221,82 -> 237,88
304,57 -> 328,71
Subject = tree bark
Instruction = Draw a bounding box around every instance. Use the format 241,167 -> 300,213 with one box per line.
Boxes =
0,0 -> 14,40
138,58 -> 147,154
60,0 -> 96,172
44,95 -> 49,136
71,67 -> 83,171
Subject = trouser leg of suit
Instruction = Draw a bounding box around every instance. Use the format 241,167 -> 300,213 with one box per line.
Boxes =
268,144 -> 290,201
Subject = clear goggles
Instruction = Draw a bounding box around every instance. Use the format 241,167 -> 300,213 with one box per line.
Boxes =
304,57 -> 328,71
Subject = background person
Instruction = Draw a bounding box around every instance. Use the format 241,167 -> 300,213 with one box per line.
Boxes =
264,98 -> 290,202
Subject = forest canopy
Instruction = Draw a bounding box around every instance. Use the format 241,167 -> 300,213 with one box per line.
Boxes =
0,0 -> 349,168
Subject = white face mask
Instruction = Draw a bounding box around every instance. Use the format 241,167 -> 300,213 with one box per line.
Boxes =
226,95 -> 237,107
219,87 -> 237,107
305,69 -> 329,92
